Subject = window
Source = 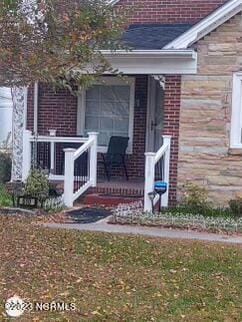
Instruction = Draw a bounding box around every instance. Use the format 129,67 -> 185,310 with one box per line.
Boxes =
231,73 -> 242,148
78,77 -> 135,152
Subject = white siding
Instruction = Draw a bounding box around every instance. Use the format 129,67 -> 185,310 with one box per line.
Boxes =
0,87 -> 13,144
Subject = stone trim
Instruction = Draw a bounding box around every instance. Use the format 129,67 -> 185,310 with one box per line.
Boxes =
228,148 -> 242,156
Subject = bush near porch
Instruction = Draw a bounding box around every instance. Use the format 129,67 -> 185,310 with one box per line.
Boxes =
1,169 -> 65,212
0,215 -> 241,321
0,151 -> 11,184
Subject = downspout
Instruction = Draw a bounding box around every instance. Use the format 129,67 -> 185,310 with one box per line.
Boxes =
23,87 -> 28,130
33,82 -> 38,168
33,82 -> 38,135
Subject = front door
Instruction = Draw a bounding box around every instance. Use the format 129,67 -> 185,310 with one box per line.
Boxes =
146,77 -> 164,152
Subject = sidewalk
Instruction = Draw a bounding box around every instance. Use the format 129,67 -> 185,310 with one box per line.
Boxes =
44,217 -> 242,245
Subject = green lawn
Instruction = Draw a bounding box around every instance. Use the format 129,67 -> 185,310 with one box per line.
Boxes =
0,216 -> 241,321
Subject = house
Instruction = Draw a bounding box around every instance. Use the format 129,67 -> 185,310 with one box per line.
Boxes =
11,0 -> 242,211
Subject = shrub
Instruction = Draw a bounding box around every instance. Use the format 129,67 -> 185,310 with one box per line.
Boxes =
24,169 -> 49,203
0,152 -> 11,183
0,184 -> 13,207
229,198 -> 242,218
182,183 -> 209,208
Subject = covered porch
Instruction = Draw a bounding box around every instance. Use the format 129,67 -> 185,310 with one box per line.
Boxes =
15,45 -> 197,211
21,71 -> 176,212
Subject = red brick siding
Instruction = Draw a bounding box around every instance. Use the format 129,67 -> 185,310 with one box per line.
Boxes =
27,84 -> 78,136
27,85 -> 34,131
117,0 -> 229,24
163,75 -> 181,205
38,84 -> 78,136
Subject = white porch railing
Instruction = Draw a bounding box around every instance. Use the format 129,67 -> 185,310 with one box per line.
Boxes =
22,130 -> 98,207
144,135 -> 172,212
63,132 -> 98,207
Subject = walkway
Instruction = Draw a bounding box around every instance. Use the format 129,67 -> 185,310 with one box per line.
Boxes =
44,217 -> 242,245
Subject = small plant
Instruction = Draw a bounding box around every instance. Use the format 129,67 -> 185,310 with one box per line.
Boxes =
43,196 -> 65,213
0,184 -> 13,207
229,198 -> 242,218
0,152 -> 11,183
24,169 -> 50,204
182,183 -> 209,208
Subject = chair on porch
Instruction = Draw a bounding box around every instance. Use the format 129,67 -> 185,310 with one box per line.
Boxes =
99,136 -> 129,181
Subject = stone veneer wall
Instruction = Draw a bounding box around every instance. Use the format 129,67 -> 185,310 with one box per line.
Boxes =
179,13 -> 242,206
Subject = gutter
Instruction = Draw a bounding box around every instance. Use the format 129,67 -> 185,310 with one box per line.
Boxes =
101,49 -> 197,59
33,82 -> 38,135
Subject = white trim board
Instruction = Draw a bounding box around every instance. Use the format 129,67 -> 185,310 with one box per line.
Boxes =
230,72 -> 242,148
164,0 -> 242,49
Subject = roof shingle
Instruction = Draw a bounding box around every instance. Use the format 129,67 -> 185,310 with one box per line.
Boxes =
122,24 -> 193,50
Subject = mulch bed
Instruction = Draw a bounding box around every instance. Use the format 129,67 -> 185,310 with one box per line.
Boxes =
65,207 -> 111,224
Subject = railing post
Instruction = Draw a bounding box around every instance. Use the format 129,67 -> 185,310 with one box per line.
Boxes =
63,148 -> 76,207
144,152 -> 156,212
50,141 -> 55,175
22,130 -> 32,181
88,132 -> 98,187
162,135 -> 172,207
49,130 -> 56,175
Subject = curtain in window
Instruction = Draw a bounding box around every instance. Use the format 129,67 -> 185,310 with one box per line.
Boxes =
85,85 -> 130,146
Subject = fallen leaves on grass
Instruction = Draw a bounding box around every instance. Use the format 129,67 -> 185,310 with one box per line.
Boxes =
0,215 -> 241,321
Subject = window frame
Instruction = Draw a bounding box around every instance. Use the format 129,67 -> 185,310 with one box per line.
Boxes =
231,73 -> 242,149
77,77 -> 135,153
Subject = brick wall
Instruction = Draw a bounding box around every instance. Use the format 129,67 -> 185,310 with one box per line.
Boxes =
116,0 -> 229,24
27,85 -> 34,131
27,84 -> 78,136
127,75 -> 148,177
163,76 -> 181,205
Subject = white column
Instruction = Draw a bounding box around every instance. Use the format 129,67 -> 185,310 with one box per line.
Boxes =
88,132 -> 98,187
161,135 -> 172,207
63,148 -> 75,207
144,152 -> 156,212
22,130 -> 32,181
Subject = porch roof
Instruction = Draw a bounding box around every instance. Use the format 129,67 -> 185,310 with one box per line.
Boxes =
122,24 -> 193,50
101,49 -> 197,74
